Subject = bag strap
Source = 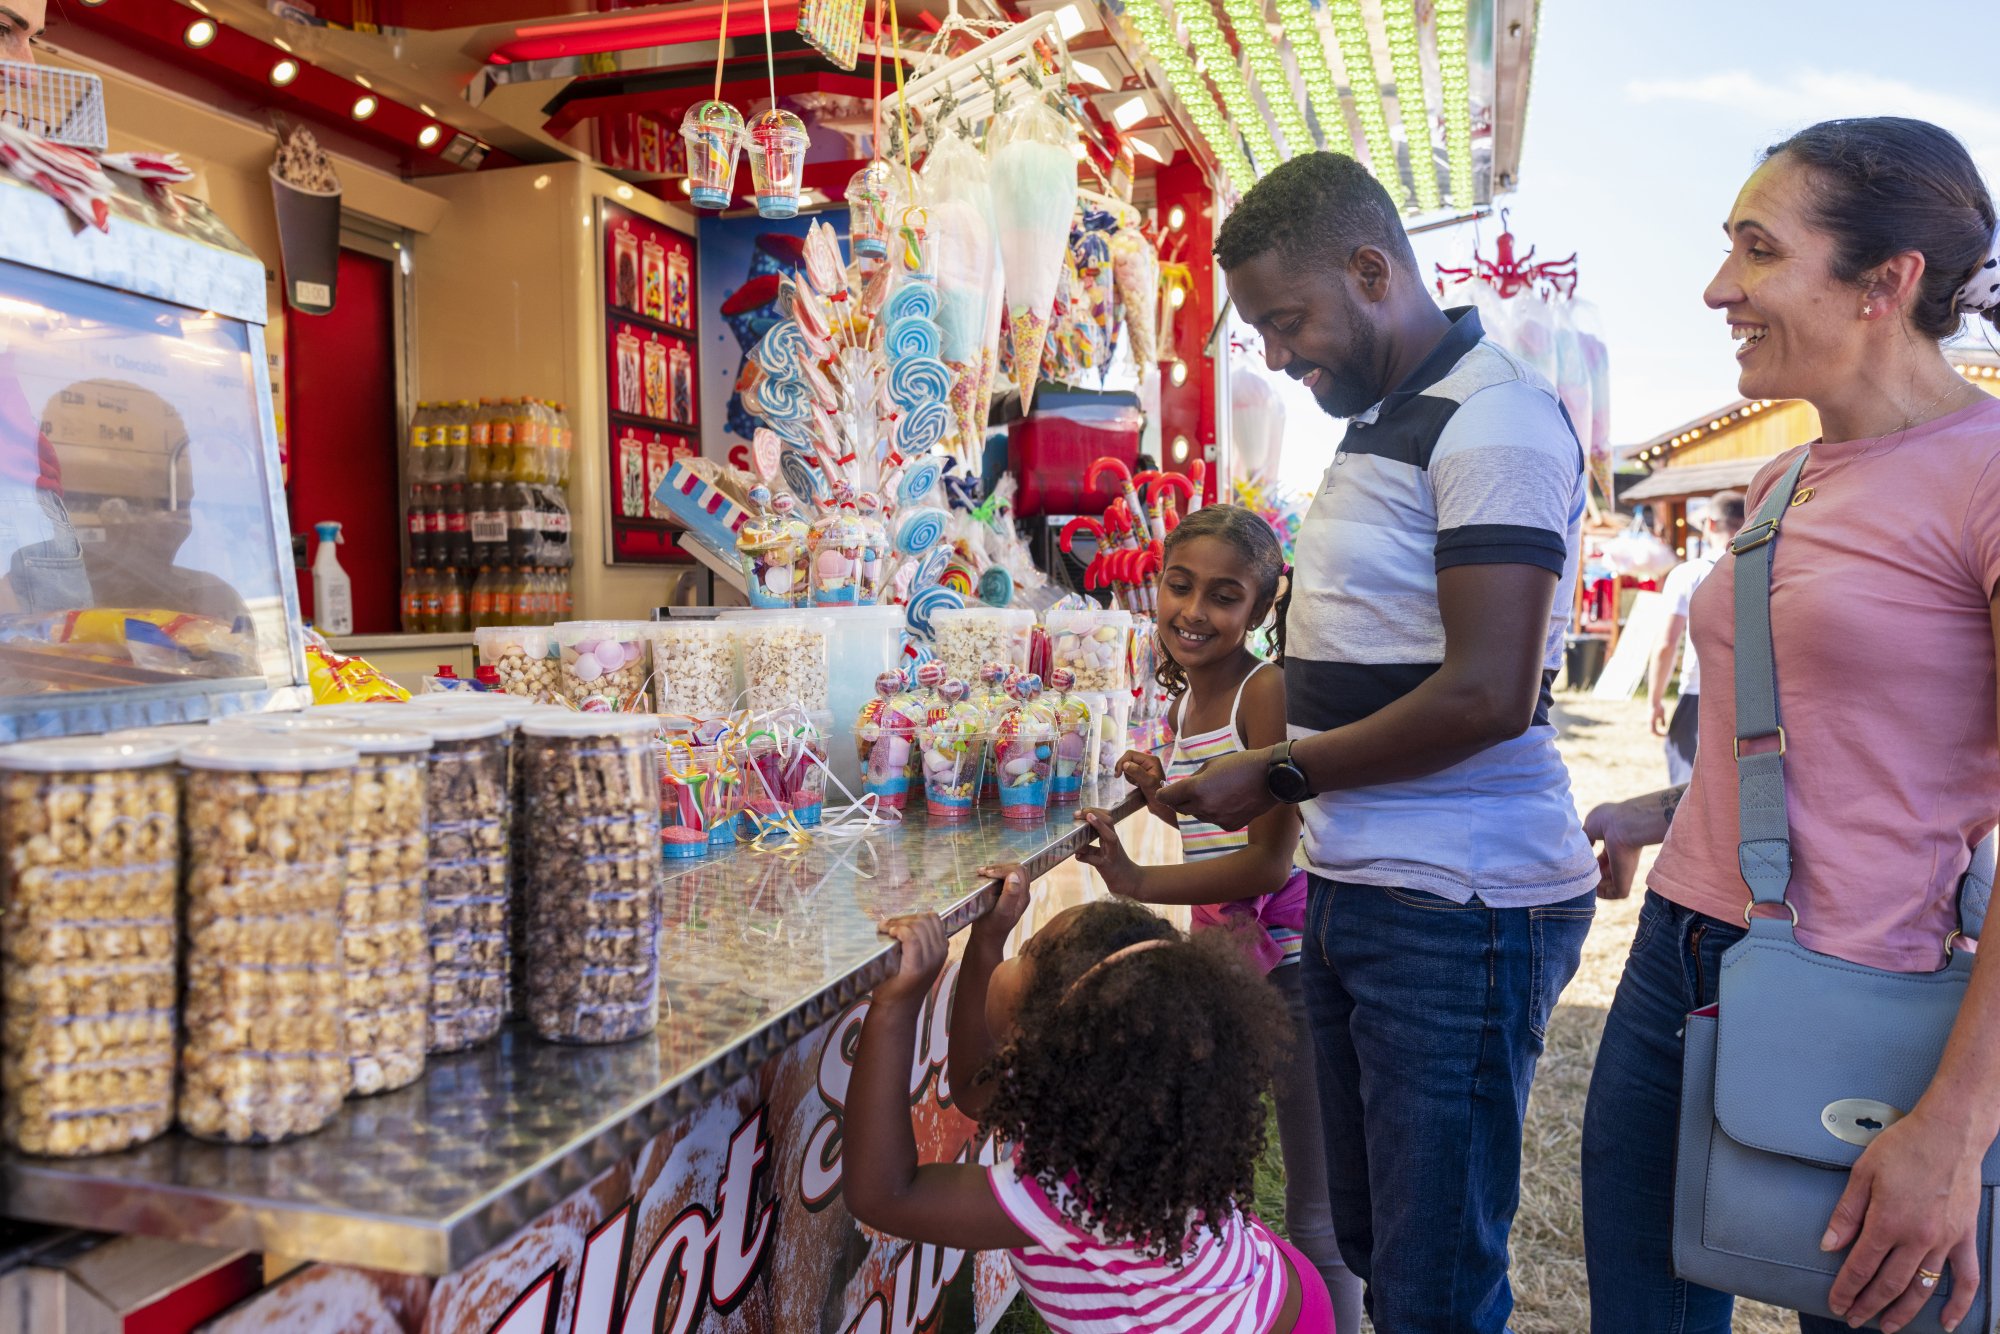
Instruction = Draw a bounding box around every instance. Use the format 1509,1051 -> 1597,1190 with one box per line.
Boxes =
1731,449 -> 1811,914
1731,447 -> 1999,943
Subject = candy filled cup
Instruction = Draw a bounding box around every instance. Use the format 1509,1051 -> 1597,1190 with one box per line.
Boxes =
920,724 -> 987,822
846,160 -> 900,261
657,741 -> 716,861
994,726 -> 1055,823
680,101 -> 745,210
747,109 -> 811,220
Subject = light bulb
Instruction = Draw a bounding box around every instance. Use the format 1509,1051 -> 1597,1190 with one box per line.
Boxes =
270,59 -> 299,87
1170,361 -> 1189,387
184,19 -> 216,47
352,95 -> 378,120
1168,205 -> 1186,231
418,125 -> 442,148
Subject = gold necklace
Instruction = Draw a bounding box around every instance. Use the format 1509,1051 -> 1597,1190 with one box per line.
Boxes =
1794,378 -> 1976,505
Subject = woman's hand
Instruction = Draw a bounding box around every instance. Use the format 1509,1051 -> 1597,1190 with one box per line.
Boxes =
874,914 -> 949,1009
971,864 -> 1032,949
1822,1108 -> 1985,1332
1076,808 -> 1143,898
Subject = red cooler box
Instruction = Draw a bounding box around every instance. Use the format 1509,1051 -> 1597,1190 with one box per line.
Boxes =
1008,414 -> 1139,518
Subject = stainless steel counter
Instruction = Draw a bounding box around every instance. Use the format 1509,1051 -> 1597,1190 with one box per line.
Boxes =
0,801 -> 1131,1275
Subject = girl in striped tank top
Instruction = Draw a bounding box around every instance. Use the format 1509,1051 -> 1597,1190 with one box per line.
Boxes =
1077,504 -> 1363,1333
848,883 -> 1332,1332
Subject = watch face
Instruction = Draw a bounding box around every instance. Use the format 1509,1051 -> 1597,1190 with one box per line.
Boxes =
1267,760 -> 1310,804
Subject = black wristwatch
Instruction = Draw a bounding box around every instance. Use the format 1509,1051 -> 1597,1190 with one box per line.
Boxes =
1265,740 -> 1314,804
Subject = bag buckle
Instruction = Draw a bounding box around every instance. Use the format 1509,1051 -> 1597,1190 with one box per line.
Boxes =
1733,727 -> 1786,760
1731,518 -> 1781,554
1742,900 -> 1800,926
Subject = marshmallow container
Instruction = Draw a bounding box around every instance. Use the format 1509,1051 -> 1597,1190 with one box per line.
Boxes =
1045,607 -> 1135,694
557,622 -> 652,712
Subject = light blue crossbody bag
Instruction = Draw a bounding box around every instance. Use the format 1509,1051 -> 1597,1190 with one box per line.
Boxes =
1674,447 -> 2000,1331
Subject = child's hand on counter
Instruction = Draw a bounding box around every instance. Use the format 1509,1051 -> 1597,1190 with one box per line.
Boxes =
874,914 -> 948,1007
1116,750 -> 1167,799
1076,808 -> 1143,899
971,864 -> 1032,948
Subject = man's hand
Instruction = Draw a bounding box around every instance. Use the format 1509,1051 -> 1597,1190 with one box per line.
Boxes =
1650,700 -> 1669,736
1075,809 -> 1143,898
1155,746 -> 1279,833
971,864 -> 1032,949
874,914 -> 949,1007
1582,786 -> 1683,899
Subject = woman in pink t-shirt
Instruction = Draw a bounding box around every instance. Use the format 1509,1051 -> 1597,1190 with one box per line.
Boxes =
1582,117 -> 2000,1334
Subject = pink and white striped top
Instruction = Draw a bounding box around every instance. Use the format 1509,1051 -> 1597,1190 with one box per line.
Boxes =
988,1150 -> 1291,1333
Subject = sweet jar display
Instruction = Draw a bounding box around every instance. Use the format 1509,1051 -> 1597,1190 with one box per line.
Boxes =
521,715 -> 663,1045
932,608 -> 1035,684
1046,607 -> 1135,693
723,609 -> 832,713
643,337 -> 669,420
0,737 -> 181,1157
396,713 -> 511,1054
1045,668 -> 1094,804
737,486 -> 811,610
679,100 -> 745,210
993,675 -> 1056,823
667,250 -> 691,326
746,108 -> 811,220
855,670 -> 921,809
475,625 -> 559,702
617,430 -> 648,518
641,238 -> 667,323
177,735 -> 356,1145
853,493 -> 889,606
645,621 -> 737,716
558,622 -> 651,712
918,681 -> 986,820
669,345 -> 694,425
808,506 -> 868,607
614,228 -> 640,310
615,329 -> 643,415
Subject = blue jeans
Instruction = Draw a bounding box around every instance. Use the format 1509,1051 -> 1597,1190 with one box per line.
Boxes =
1582,891 -> 1845,1333
1302,877 -> 1594,1334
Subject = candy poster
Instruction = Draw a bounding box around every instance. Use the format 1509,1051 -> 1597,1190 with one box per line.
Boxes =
695,209 -> 851,480
602,200 -> 700,564
200,940 -> 1020,1334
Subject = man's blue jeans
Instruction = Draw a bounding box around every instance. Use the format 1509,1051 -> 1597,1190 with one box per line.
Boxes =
1301,876 -> 1594,1333
1582,891 -> 1848,1333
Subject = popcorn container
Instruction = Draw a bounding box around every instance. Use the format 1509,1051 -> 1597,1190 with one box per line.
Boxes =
521,715 -> 662,1044
933,607 -> 1035,683
722,609 -> 832,713
657,739 -> 715,861
747,108 -> 811,220
645,621 -> 738,716
476,625 -> 560,702
176,736 -> 356,1145
1045,607 -> 1135,693
994,725 -> 1055,823
919,724 -> 987,821
558,621 -> 651,712
680,100 -> 745,211
0,737 -> 182,1157
846,159 -> 900,261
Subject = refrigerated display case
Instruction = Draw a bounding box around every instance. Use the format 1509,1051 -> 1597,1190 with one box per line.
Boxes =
0,171 -> 309,743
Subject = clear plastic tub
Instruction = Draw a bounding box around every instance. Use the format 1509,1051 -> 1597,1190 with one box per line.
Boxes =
556,621 -> 652,712
644,621 -> 738,717
656,739 -> 716,860
522,715 -> 662,1044
474,626 -> 560,702
177,736 -> 356,1145
0,737 -> 181,1157
718,610 -> 832,713
993,724 -> 1056,822
932,608 -> 1035,683
1045,608 -> 1134,693
395,713 -> 510,1053
917,723 -> 987,822
298,727 -> 432,1098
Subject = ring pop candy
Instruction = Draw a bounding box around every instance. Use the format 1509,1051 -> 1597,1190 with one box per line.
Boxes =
1045,668 -> 1094,804
680,101 -> 746,210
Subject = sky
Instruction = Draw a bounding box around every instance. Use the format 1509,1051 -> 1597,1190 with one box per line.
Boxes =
1261,0 -> 2000,493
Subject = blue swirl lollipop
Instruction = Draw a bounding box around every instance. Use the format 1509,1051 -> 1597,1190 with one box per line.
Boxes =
894,505 -> 949,557
888,356 -> 952,409
904,582 -> 964,639
912,542 -> 951,590
751,320 -> 803,375
898,455 -> 943,507
884,317 -> 940,363
885,282 -> 938,325
779,450 -> 824,505
896,400 -> 953,454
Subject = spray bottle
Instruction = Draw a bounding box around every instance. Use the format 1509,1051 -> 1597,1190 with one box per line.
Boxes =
312,520 -> 354,636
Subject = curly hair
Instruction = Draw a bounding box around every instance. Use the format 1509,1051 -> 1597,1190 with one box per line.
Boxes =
1153,503 -> 1290,700
1213,150 -> 1416,276
976,901 -> 1289,1261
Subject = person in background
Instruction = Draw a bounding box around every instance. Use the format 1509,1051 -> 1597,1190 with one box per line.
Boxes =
844,875 -> 1334,1332
1172,151 -> 1597,1333
0,1 -> 41,66
1583,116 -> 2000,1334
1647,491 -> 1745,783
1074,502 -> 1366,1333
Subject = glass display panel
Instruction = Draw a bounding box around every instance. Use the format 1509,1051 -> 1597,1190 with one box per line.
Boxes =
0,261 -> 294,707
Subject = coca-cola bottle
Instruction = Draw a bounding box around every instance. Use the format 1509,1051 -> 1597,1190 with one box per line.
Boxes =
407,484 -> 433,566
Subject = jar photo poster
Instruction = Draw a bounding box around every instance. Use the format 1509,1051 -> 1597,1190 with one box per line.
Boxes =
695,210 -> 851,478
602,201 -> 698,564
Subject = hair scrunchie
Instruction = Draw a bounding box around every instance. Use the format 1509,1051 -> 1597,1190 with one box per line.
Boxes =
1954,224 -> 2000,313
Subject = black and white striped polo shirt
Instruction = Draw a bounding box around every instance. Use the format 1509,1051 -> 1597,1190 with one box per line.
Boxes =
1284,307 -> 1597,906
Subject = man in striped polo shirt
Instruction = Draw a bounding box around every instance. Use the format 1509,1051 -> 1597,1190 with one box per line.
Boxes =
1159,153 -> 1598,1333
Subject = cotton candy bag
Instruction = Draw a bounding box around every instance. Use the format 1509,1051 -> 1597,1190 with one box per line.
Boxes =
922,131 -> 1001,459
987,98 -> 1076,411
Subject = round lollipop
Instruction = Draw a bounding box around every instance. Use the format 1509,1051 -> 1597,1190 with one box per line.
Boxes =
888,356 -> 953,409
978,565 -> 1014,607
679,101 -> 745,210
751,427 -> 783,482
898,455 -> 943,507
911,542 -> 951,590
905,583 -> 964,639
894,505 -> 949,557
885,317 -> 940,362
896,400 -> 953,454
885,282 -> 939,325
778,450 -> 824,505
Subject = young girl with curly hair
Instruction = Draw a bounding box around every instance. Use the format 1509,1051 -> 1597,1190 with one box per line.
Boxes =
1076,503 -> 1363,1330
845,873 -> 1335,1332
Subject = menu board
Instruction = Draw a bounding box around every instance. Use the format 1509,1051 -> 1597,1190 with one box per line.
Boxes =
602,200 -> 699,564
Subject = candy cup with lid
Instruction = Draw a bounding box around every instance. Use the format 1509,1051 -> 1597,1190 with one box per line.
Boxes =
859,670 -> 920,809
920,683 -> 986,822
809,506 -> 867,607
1046,667 -> 1093,803
846,159 -> 901,261
747,108 -> 811,220
994,717 -> 1054,824
680,100 -> 745,210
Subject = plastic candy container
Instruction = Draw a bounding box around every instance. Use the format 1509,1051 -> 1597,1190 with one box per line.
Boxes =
1045,668 -> 1094,804
853,494 -> 890,606
993,713 -> 1054,822
734,731 -> 793,837
680,101 -> 745,210
747,108 -> 811,220
780,716 -> 830,826
645,621 -> 737,717
933,608 -> 1035,683
657,739 -> 716,860
856,670 -> 920,809
808,507 -> 868,607
919,681 -> 985,820
557,622 -> 650,712
846,159 -> 901,261
738,487 -> 810,609
1046,607 -> 1134,693
0,737 -> 182,1157
723,609 -> 833,713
